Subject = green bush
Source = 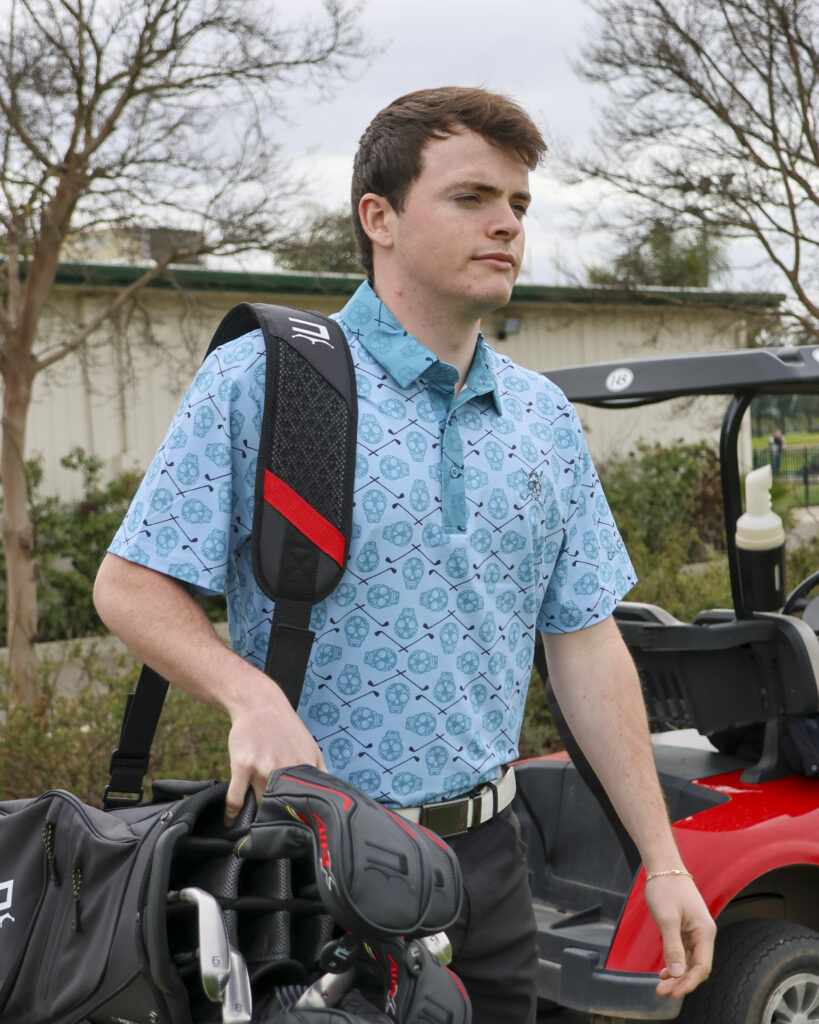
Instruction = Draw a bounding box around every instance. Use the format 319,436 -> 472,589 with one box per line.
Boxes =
599,440 -> 725,561
593,440 -> 729,620
0,446 -> 226,645
519,661 -> 562,758
33,450 -> 144,642
0,644 -> 230,805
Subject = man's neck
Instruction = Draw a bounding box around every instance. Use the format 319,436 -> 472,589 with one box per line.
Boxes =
372,281 -> 482,390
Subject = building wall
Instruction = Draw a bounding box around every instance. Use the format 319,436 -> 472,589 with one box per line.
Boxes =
486,299 -> 748,463
27,275 -> 760,500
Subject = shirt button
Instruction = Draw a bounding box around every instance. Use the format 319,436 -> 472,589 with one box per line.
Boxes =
450,466 -> 460,478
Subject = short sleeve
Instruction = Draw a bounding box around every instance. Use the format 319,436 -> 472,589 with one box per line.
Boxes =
107,329 -> 266,595
536,404 -> 637,633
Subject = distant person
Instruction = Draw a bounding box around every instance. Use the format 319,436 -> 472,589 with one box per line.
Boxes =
770,429 -> 786,475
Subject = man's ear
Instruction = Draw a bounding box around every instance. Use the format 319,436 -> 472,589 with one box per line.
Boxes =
358,193 -> 396,252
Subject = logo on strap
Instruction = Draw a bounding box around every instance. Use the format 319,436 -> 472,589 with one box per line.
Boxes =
289,316 -> 334,349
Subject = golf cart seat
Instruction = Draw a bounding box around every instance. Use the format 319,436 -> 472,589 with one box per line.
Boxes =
613,601 -> 819,782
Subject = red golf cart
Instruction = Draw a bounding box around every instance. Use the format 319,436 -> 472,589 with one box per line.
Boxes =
514,345 -> 819,1023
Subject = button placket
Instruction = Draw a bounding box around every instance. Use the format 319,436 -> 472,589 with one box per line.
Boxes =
441,413 -> 467,534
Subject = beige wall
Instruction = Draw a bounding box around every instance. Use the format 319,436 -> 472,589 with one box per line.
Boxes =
27,279 -> 755,500
486,300 -> 746,462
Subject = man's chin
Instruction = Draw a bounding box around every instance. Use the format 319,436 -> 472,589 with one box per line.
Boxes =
470,284 -> 515,317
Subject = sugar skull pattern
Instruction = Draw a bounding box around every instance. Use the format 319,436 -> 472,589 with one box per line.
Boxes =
109,282 -> 635,807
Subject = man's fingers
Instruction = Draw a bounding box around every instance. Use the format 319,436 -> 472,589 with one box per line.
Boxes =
660,928 -> 687,981
645,872 -> 715,999
224,769 -> 250,827
655,922 -> 715,998
226,745 -> 326,825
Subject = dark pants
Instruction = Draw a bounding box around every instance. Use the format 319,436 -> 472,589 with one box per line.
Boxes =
445,807 -> 538,1024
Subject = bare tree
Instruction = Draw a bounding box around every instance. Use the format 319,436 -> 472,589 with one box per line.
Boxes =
0,0 -> 370,701
568,0 -> 819,336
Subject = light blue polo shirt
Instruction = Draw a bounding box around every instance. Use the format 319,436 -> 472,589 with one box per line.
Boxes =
109,282 -> 636,806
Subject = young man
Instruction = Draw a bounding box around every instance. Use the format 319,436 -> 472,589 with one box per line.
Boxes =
94,87 -> 715,1023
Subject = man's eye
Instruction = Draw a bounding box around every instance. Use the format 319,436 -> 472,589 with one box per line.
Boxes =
455,194 -> 479,203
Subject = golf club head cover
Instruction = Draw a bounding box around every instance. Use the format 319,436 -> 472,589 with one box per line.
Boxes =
255,1004 -> 391,1024
358,937 -> 471,1024
238,766 -> 462,938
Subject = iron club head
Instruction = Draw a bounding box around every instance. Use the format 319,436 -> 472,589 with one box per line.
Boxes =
222,946 -> 253,1024
177,887 -> 231,1002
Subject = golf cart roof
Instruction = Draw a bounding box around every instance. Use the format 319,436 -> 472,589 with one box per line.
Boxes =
545,345 -> 819,406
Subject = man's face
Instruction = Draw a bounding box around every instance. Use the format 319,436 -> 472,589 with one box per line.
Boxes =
383,129 -> 530,320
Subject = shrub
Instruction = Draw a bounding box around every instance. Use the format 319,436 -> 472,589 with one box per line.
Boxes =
0,644 -> 229,805
599,440 -> 725,563
0,446 -> 226,645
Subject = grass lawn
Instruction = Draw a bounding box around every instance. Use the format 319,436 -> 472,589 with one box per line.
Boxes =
752,432 -> 819,448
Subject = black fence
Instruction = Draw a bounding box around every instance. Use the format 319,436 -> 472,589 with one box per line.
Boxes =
753,443 -> 819,506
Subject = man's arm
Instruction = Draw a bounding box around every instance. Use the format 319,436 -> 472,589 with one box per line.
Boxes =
541,616 -> 715,998
93,553 -> 326,821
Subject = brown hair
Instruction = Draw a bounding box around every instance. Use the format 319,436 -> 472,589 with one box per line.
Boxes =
351,86 -> 547,280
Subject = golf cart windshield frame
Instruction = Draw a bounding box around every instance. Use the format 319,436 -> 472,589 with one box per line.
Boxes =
544,345 -> 819,620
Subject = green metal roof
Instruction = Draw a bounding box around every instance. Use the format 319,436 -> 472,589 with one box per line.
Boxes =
47,261 -> 785,310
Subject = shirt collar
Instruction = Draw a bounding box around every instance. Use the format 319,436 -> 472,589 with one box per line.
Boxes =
337,282 -> 503,415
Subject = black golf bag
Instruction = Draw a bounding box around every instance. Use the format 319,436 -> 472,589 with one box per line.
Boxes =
0,767 -> 469,1023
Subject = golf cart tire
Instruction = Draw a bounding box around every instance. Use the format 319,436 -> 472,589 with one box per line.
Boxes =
678,919 -> 819,1023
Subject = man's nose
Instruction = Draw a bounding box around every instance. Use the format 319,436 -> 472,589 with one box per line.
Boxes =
490,204 -> 523,238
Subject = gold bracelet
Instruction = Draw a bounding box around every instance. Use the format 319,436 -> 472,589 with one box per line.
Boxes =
646,869 -> 694,882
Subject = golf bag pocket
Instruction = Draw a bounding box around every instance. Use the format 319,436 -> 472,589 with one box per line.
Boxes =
0,789 -> 157,1022
0,781 -> 247,1024
242,765 -> 462,939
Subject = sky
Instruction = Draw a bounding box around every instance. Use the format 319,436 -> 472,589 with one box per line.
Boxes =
279,0 -> 608,286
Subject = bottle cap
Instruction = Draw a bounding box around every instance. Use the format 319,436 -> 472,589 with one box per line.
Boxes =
735,465 -> 785,550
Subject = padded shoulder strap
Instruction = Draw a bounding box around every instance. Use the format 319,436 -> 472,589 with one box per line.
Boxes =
238,304 -> 356,705
238,303 -> 356,606
105,304 -> 357,808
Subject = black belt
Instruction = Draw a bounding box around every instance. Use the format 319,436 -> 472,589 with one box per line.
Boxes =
394,767 -> 516,837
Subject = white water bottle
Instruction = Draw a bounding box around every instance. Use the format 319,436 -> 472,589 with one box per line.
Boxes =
735,464 -> 786,612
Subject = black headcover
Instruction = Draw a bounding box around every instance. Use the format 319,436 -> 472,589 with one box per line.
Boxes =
257,1008 -> 389,1024
238,766 -> 462,939
357,937 -> 472,1024
254,936 -> 472,1024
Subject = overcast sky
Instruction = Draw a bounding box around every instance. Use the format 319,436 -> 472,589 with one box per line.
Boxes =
282,0 -> 607,285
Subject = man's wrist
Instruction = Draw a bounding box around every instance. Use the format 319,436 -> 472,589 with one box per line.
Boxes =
220,661 -> 290,721
638,831 -> 687,877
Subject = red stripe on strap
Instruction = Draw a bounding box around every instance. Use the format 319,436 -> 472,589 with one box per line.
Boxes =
263,470 -> 345,567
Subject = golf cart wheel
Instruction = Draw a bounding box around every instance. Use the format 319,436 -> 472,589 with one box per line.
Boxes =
678,919 -> 819,1023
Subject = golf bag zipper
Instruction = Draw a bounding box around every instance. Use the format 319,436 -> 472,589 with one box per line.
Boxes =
43,818 -> 59,885
71,862 -> 82,932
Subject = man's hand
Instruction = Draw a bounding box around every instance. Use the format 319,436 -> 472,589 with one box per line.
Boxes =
224,698 -> 328,825
645,873 -> 716,998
